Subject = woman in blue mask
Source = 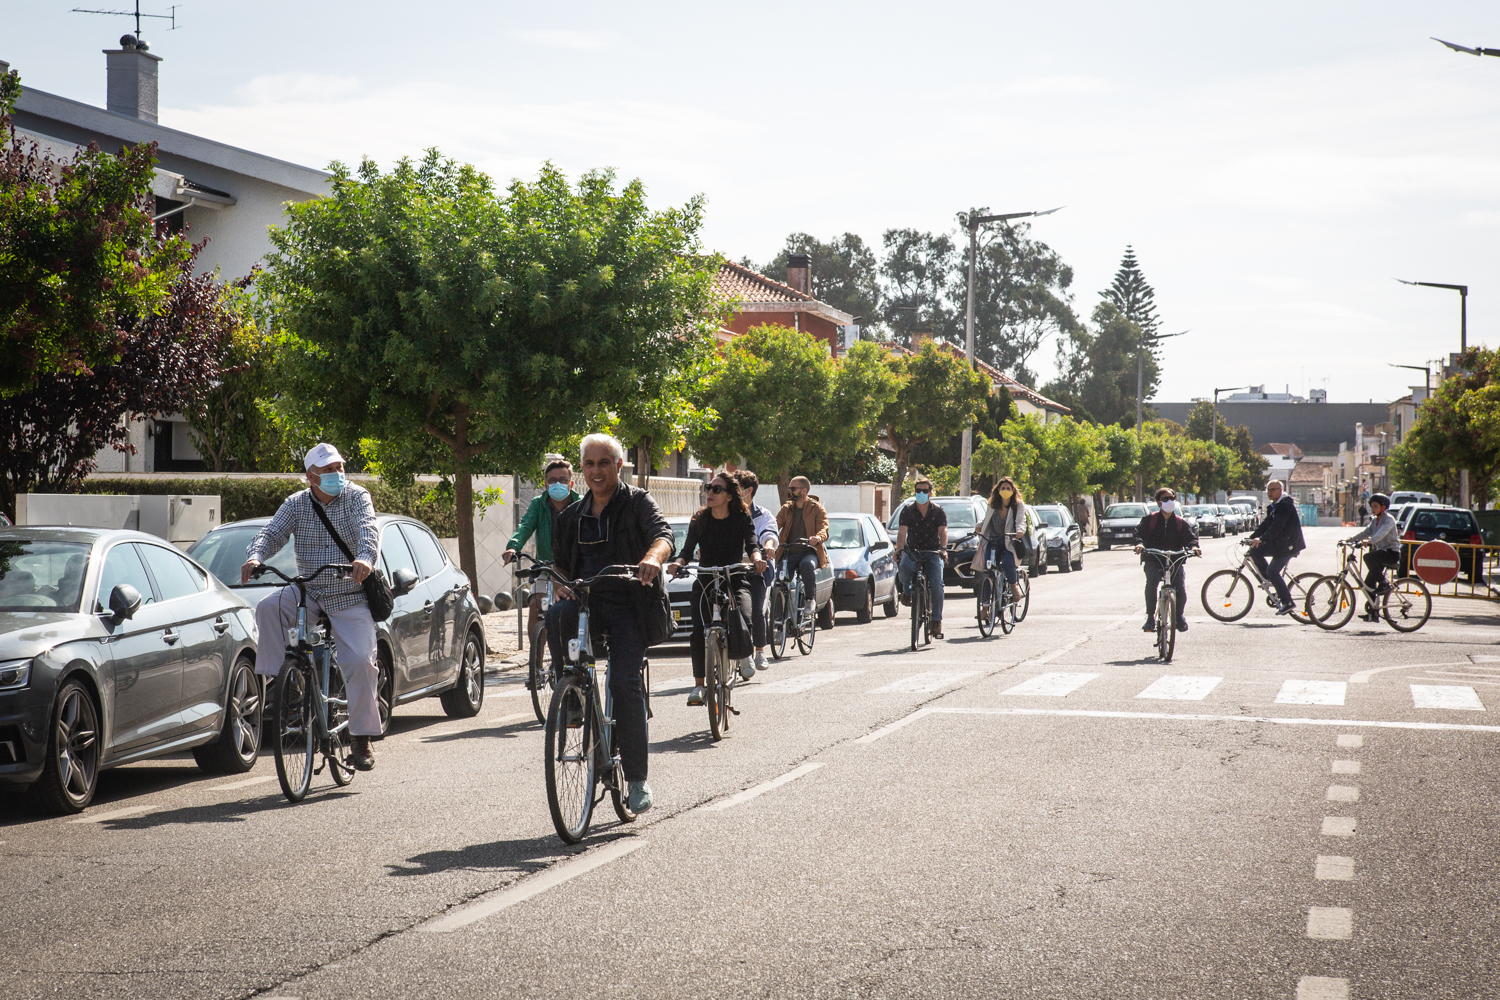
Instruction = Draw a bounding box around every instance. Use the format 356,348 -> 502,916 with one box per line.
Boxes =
504,459 -> 582,639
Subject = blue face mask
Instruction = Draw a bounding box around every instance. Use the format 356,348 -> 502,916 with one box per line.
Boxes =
914,491 -> 930,504
547,481 -> 571,501
318,472 -> 346,497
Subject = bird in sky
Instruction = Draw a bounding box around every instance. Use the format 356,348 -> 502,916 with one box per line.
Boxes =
1432,37 -> 1500,57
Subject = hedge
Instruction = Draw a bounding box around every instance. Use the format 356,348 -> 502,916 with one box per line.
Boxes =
77,477 -> 460,536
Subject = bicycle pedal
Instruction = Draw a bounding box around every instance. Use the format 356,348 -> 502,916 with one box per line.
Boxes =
730,707 -> 740,716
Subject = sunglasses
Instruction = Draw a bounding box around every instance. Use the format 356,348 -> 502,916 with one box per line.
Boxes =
707,484 -> 729,495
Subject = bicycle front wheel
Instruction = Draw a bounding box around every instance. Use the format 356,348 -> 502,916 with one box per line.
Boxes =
326,663 -> 354,788
1200,570 -> 1253,622
769,585 -> 789,659
1305,576 -> 1355,631
528,624 -> 551,724
707,632 -> 728,740
1287,572 -> 1322,625
273,661 -> 314,803
1157,593 -> 1176,663
976,574 -> 997,637
909,578 -> 924,651
1382,576 -> 1432,633
544,674 -> 598,844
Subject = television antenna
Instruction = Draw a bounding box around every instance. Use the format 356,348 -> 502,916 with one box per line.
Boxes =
72,1 -> 181,41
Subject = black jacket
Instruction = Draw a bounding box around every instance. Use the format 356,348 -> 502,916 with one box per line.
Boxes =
1134,511 -> 1199,557
1250,494 -> 1306,555
553,481 -> 675,580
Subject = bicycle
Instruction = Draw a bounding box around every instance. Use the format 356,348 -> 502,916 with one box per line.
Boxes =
1200,540 -> 1322,624
1144,548 -> 1195,663
684,562 -> 757,741
769,543 -> 817,659
536,563 -> 651,844
900,547 -> 944,650
1304,541 -> 1432,633
512,552 -> 557,724
252,562 -> 358,803
964,533 -> 1030,637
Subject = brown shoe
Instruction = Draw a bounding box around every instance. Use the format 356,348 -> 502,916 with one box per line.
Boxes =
350,736 -> 375,772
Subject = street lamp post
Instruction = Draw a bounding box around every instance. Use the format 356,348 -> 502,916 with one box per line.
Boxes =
1211,386 -> 1249,445
1396,278 -> 1471,506
958,206 -> 1062,496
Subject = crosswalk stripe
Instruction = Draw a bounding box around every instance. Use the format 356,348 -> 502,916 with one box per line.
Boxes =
1276,680 -> 1347,706
1135,675 -> 1222,701
741,671 -> 863,695
1410,684 -> 1485,711
871,670 -> 979,694
1001,672 -> 1098,697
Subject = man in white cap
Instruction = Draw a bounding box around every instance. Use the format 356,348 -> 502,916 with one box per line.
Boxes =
242,443 -> 383,770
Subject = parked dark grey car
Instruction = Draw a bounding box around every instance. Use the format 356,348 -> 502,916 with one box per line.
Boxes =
188,515 -> 487,734
0,527 -> 260,813
1032,503 -> 1084,572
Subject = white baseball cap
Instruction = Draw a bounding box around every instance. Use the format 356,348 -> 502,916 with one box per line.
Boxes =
303,442 -> 344,470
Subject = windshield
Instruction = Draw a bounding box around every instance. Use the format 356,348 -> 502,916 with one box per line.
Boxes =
0,539 -> 91,612
1036,509 -> 1065,527
938,500 -> 978,530
827,518 -> 865,549
1217,506 -> 1235,515
188,524 -> 295,585
1192,506 -> 1217,516
670,521 -> 690,558
1104,505 -> 1147,519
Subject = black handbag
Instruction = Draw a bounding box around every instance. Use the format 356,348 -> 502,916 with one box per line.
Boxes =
310,498 -> 395,623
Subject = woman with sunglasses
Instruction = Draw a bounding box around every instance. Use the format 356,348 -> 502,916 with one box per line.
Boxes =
667,473 -> 768,707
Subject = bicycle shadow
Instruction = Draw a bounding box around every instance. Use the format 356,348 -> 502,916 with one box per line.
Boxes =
414,717 -> 540,745
94,789 -> 357,831
651,731 -> 719,754
387,832 -> 587,878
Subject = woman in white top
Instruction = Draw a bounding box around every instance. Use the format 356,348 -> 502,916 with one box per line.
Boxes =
981,476 -> 1027,603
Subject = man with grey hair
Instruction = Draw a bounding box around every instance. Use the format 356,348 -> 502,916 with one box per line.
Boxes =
1248,478 -> 1304,614
547,432 -> 673,814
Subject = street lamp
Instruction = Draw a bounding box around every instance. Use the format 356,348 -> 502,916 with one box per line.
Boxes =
958,206 -> 1063,496
1433,37 -> 1500,57
1211,386 -> 1249,445
1395,279 -> 1468,352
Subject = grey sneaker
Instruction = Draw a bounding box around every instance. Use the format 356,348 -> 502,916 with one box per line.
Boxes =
686,685 -> 705,707
802,599 -> 815,618
754,650 -> 767,671
627,780 -> 653,814
737,657 -> 756,681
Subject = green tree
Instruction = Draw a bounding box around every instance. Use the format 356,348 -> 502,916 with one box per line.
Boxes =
607,345 -> 718,487
1102,247 -> 1173,447
264,155 -> 720,588
0,70 -> 193,395
880,229 -> 957,346
881,341 -> 991,503
1401,347 -> 1500,508
974,429 -> 1039,499
1100,424 -> 1141,499
1045,301 -> 1154,427
756,233 -> 882,329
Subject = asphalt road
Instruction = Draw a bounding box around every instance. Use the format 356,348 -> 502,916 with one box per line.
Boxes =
4,526 -> 1499,1000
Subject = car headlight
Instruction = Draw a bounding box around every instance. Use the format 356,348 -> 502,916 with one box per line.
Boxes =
0,659 -> 31,690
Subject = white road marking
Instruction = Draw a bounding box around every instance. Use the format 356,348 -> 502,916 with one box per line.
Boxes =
1276,680 -> 1347,706
1001,672 -> 1099,697
1410,684 -> 1485,711
871,670 -> 979,694
1306,906 -> 1353,940
924,706 -> 1500,734
1297,976 -> 1349,1000
740,671 -> 863,695
1349,661 -> 1470,683
1326,785 -> 1359,803
1336,734 -> 1363,748
653,677 -> 696,693
487,686 -> 533,698
855,708 -> 935,744
70,805 -> 156,825
1316,855 -> 1355,881
1135,675 -> 1222,701
1322,816 -> 1357,837
209,775 -> 276,791
1331,760 -> 1360,775
698,763 -> 825,812
421,838 -> 646,932
408,712 -> 533,743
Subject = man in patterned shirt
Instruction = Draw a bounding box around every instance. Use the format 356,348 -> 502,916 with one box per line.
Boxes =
242,443 -> 382,771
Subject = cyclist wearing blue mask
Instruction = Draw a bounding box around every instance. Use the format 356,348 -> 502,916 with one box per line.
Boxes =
894,476 -> 948,639
242,442 -> 382,771
504,459 -> 581,639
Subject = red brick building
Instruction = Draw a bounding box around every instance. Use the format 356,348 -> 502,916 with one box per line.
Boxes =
713,255 -> 854,351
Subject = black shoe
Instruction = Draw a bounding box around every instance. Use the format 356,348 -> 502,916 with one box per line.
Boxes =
1175,618 -> 1189,632
350,736 -> 375,772
1142,618 -> 1156,632
899,592 -> 911,607
1359,611 -> 1380,623
1276,602 -> 1295,616
1375,582 -> 1392,595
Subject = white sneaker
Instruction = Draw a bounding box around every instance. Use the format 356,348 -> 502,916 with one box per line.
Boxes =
802,599 -> 815,618
737,657 -> 755,681
754,650 -> 767,671
686,686 -> 705,707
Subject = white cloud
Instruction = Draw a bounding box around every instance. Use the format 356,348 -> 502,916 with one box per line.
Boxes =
511,29 -> 611,50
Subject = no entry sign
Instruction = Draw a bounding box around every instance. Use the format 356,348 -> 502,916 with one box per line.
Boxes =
1413,540 -> 1460,586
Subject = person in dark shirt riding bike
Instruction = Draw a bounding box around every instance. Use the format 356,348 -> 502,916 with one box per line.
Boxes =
1133,487 -> 1201,634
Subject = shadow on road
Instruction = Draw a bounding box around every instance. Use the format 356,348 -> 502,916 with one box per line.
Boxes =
388,831 -> 617,877
101,789 -> 357,830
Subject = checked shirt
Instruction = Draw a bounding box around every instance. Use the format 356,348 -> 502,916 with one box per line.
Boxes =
246,485 -> 380,612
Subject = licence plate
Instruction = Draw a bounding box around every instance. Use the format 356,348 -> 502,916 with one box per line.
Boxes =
672,609 -> 682,622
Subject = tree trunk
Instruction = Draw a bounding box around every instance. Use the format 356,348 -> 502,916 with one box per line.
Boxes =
777,469 -> 790,506
637,437 -> 652,489
452,404 -> 479,595
892,440 -> 910,505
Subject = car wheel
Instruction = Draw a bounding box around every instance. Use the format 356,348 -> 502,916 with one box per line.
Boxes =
376,650 -> 394,736
855,581 -> 874,623
818,600 -> 835,630
193,656 -> 263,774
440,630 -> 485,718
29,678 -> 101,815
882,591 -> 898,617
1072,544 -> 1083,572
1098,540 -> 1110,550
1059,550 -> 1072,573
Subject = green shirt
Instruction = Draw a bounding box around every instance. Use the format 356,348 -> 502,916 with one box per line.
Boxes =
506,490 -> 580,562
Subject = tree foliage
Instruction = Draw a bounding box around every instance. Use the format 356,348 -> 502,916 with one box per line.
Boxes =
975,415 -> 1110,504
879,229 -> 956,346
880,341 -> 991,503
1397,347 -> 1500,507
755,232 -> 882,329
1045,302 -> 1154,427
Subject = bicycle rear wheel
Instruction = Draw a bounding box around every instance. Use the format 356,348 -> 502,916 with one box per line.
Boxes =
528,623 -> 551,724
1200,570 -> 1253,622
706,632 -> 728,740
769,584 -> 789,659
1382,577 -> 1432,633
909,576 -> 924,651
544,674 -> 597,844
1013,574 -> 1031,623
273,660 -> 314,803
1287,572 -> 1322,625
1157,593 -> 1176,663
797,602 -> 816,655
976,574 -> 997,637
1305,576 -> 1355,631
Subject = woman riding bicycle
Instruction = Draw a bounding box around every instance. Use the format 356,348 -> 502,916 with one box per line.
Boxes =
667,473 -> 768,707
976,476 -> 1027,605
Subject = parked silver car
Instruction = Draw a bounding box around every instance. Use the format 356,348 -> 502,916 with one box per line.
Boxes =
1096,502 -> 1158,551
1187,505 -> 1225,538
188,515 -> 487,735
825,512 -> 899,621
0,527 -> 260,813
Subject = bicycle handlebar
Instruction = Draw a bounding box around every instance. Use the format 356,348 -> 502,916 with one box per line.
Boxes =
530,563 -> 642,591
251,563 -> 352,586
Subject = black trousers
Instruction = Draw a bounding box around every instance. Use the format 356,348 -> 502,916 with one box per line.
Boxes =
1249,550 -> 1293,607
747,572 -> 769,647
1144,558 -> 1187,620
546,595 -> 648,782
1363,550 -> 1400,608
690,577 -> 753,678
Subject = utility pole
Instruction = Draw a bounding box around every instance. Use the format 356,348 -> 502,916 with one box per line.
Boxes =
1211,386 -> 1249,445
1396,278 -> 1472,505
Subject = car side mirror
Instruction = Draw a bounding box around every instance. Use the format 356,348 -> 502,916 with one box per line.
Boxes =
108,583 -> 142,621
871,539 -> 890,551
491,591 -> 516,613
392,567 -> 419,597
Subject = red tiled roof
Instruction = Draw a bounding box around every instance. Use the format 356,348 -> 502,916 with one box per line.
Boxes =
1263,442 -> 1305,459
714,260 -> 814,305
1288,462 -> 1329,485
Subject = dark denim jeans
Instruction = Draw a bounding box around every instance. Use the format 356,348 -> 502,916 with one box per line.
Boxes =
546,594 -> 648,782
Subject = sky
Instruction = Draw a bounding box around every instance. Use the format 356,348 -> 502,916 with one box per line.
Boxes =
6,0 -> 1500,406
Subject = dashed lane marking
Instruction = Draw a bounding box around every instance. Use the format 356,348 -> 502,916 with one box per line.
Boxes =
210,775 -> 276,791
855,707 -> 936,744
1337,735 -> 1363,748
1349,661 -> 1469,683
740,671 -> 864,695
1306,906 -> 1353,940
1322,817 -> 1357,838
1297,976 -> 1350,1000
871,670 -> 979,694
1135,675 -> 1222,701
697,763 -> 825,812
421,838 -> 646,932
70,805 -> 155,825
925,707 -> 1500,734
1001,672 -> 1099,697
1316,856 -> 1355,881
1326,785 -> 1360,803
1410,684 -> 1485,711
1277,680 -> 1347,706
407,712 -> 533,743
1331,760 -> 1360,775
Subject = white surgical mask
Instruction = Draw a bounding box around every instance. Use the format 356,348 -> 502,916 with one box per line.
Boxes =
1159,499 -> 1177,514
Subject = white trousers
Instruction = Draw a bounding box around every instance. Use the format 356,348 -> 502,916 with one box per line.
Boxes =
255,587 -> 382,737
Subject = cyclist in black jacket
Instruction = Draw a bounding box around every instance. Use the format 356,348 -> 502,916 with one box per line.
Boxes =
1133,487 -> 1201,633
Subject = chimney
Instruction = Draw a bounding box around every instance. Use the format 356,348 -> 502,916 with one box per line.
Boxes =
104,35 -> 161,122
785,253 -> 811,295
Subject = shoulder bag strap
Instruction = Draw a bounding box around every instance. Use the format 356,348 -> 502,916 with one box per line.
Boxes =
310,497 -> 358,564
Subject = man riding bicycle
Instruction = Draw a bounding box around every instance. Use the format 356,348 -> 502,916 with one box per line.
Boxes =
242,443 -> 382,772
503,458 -> 581,645
1345,491 -> 1399,622
774,476 -> 830,622
1247,478 -> 1305,615
1134,487 -> 1201,634
733,470 -> 779,672
895,476 -> 948,640
547,434 -> 673,815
